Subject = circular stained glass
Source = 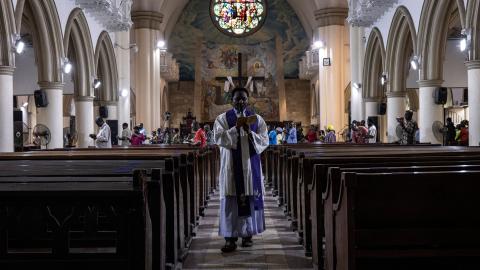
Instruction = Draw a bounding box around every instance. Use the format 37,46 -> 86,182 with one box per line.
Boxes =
210,0 -> 268,38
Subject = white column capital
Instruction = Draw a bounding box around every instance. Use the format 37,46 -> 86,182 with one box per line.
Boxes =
0,66 -> 15,75
363,97 -> 382,103
417,80 -> 443,88
75,96 -> 95,102
386,91 -> 407,98
466,60 -> 480,70
38,81 -> 64,90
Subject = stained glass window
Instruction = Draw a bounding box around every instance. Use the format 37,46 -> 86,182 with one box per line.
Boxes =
210,0 -> 267,37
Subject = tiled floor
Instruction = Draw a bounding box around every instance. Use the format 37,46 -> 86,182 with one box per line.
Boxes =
182,189 -> 313,269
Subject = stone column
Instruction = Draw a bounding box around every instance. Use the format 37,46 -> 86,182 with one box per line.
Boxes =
349,25 -> 365,122
75,96 -> 94,148
115,30 -> 131,134
276,34 -> 287,121
193,37 -> 204,122
316,8 -> 349,132
364,98 -> 379,120
467,60 -> 480,146
386,92 -> 406,142
132,11 -> 163,133
0,67 -> 14,152
37,82 -> 64,149
418,80 -> 444,144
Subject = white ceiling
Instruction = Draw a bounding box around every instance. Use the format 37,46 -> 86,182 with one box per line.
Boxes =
132,0 -> 348,40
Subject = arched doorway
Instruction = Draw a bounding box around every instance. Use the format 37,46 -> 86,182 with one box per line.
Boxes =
363,28 -> 386,141
385,6 -> 417,142
64,8 -> 96,148
14,0 -> 65,149
94,31 -> 119,141
417,0 -> 466,144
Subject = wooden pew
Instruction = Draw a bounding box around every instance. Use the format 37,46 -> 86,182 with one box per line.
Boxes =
323,163 -> 480,270
296,148 -> 480,255
0,170 -> 150,270
0,149 -> 207,269
335,170 -> 480,270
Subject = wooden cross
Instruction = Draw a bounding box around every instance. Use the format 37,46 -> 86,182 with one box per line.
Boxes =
215,53 -> 265,88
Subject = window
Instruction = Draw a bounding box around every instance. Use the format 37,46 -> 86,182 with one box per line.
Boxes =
210,0 -> 267,37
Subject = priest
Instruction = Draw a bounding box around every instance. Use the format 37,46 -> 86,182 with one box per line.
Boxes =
213,87 -> 269,252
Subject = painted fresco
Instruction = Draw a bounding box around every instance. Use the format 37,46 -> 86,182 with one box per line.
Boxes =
169,0 -> 309,80
169,0 -> 308,121
201,42 -> 279,121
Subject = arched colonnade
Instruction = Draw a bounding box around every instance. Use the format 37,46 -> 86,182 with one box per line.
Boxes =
361,0 -> 480,145
0,0 -> 119,151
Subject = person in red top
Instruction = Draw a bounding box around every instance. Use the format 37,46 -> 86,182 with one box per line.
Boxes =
130,126 -> 145,146
353,121 -> 368,144
192,124 -> 207,148
459,120 -> 469,146
306,125 -> 317,143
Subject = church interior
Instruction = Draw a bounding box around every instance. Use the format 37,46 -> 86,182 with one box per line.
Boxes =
1,0 -> 480,269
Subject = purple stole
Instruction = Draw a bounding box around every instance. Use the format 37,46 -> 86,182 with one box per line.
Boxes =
225,108 -> 264,217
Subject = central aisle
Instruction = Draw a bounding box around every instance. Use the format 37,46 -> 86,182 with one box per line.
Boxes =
183,189 -> 313,269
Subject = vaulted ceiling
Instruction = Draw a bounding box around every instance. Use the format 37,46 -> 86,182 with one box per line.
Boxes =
132,0 -> 348,40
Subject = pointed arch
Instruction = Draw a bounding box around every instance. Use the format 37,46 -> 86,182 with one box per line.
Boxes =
95,31 -> 118,103
0,0 -> 16,67
466,0 -> 480,60
385,6 -> 417,95
15,0 -> 64,83
363,27 -> 386,100
64,8 -> 95,98
417,0 -> 463,82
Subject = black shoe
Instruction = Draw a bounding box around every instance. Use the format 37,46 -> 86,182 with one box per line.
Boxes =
241,237 -> 253,247
221,241 -> 237,253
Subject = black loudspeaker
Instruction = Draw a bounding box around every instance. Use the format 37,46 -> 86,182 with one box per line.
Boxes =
13,110 -> 22,122
34,89 -> 49,107
377,103 -> 387,115
99,106 -> 108,119
106,120 -> 118,145
434,87 -> 448,105
463,88 -> 468,104
13,96 -> 18,109
13,110 -> 23,150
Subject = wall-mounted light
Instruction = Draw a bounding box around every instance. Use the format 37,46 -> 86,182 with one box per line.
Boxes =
120,88 -> 129,97
62,58 -> 72,74
22,102 -> 28,107
380,73 -> 388,86
12,34 -> 25,54
156,40 -> 166,50
312,40 -> 324,50
459,28 -> 471,52
93,79 -> 101,89
410,55 -> 420,71
353,82 -> 362,89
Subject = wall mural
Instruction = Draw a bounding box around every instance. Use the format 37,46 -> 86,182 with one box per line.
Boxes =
169,0 -> 308,121
202,42 -> 279,121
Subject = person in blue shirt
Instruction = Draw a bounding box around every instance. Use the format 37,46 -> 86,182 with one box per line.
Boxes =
287,123 -> 297,144
268,126 -> 277,145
